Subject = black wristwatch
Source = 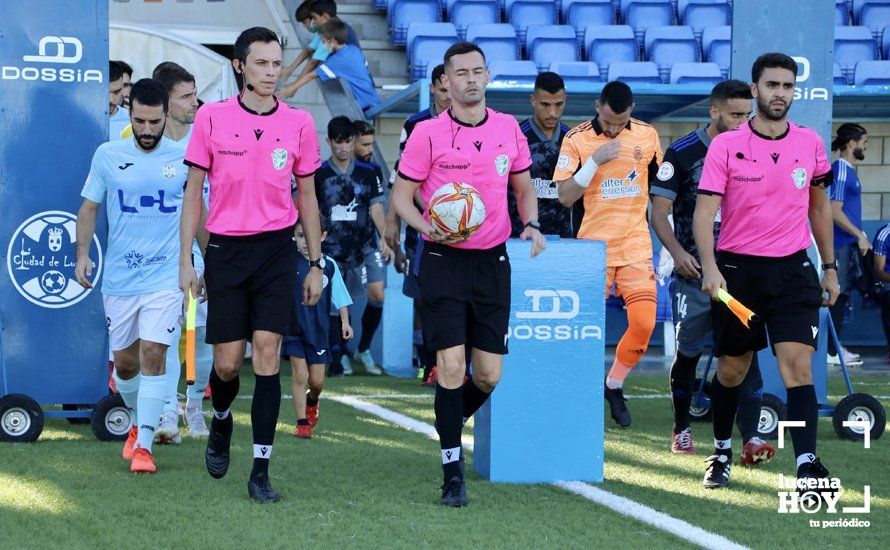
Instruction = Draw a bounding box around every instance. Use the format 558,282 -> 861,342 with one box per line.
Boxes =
524,220 -> 541,230
309,257 -> 326,271
821,259 -> 839,271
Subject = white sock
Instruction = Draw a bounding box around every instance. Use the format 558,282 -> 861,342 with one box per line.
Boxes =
186,326 -> 213,403
113,370 -> 140,414
606,375 -> 623,390
213,409 -> 230,420
796,453 -> 816,469
714,438 -> 732,452
135,375 -> 166,453
253,444 -> 272,459
163,324 -> 182,414
441,446 -> 461,464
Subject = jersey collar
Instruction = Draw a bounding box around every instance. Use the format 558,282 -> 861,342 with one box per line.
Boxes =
748,119 -> 789,140
447,107 -> 489,127
528,117 -> 563,144
237,94 -> 279,116
329,158 -> 354,177
592,116 -> 632,136
696,125 -> 712,147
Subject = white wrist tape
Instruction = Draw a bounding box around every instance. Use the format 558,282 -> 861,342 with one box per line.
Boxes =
574,156 -> 599,188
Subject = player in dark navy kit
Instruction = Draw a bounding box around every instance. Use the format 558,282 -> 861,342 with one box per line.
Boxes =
651,80 -> 774,466
507,72 -> 574,238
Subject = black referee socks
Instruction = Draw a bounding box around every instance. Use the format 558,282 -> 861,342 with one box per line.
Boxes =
435,385 -> 464,482
786,384 -> 818,460
358,301 -> 383,353
210,367 -> 240,414
461,376 -> 492,425
670,351 -> 700,433
251,372 -> 282,478
710,377 -> 741,456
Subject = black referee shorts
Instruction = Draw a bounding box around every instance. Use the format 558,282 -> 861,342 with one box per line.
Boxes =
712,250 -> 824,357
418,241 -> 511,355
203,226 -> 298,344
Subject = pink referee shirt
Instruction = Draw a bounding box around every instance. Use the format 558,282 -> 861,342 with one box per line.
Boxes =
698,121 -> 831,257
398,108 -> 532,250
184,96 -> 321,236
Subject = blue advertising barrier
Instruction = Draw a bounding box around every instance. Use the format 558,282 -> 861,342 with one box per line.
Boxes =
1,1 -> 110,438
474,238 -> 606,483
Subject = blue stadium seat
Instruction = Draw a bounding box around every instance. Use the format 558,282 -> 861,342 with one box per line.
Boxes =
526,25 -> 580,71
624,0 -> 674,45
407,23 -> 458,80
854,59 -> 890,84
680,1 -> 730,37
854,0 -> 890,21
549,61 -> 603,82
488,60 -> 540,83
669,62 -> 723,84
585,25 -> 639,80
882,24 -> 890,56
508,0 -> 558,44
607,61 -> 663,83
645,26 -> 699,80
563,0 -> 615,41
837,0 -> 850,25
701,25 -> 730,77
835,26 -> 879,82
391,0 -> 442,46
860,1 -> 890,40
376,0 -> 389,11
465,24 -> 521,63
834,62 -> 849,85
452,0 -> 500,39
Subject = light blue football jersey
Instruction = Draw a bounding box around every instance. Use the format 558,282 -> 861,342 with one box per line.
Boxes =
108,106 -> 130,142
175,126 -> 211,275
81,136 -> 187,296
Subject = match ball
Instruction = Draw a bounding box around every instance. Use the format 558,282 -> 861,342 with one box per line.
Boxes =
428,182 -> 486,239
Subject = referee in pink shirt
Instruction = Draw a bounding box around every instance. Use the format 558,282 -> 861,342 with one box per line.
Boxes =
694,53 -> 839,492
392,42 -> 546,507
179,27 -> 324,502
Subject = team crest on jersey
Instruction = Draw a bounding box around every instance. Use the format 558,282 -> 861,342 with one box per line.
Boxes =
322,274 -> 329,289
556,153 -> 570,170
495,154 -> 509,176
162,165 -> 176,179
272,148 -> 287,170
791,167 -> 807,189
656,161 -> 674,181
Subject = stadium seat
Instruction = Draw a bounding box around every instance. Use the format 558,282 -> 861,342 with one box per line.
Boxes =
669,62 -> 723,84
860,1 -> 890,40
624,0 -> 674,45
465,23 -> 521,63
585,25 -> 639,80
608,61 -> 662,83
835,26 -> 879,82
488,60 -> 540,83
391,0 -> 442,46
452,0 -> 500,40
882,25 -> 890,57
645,26 -> 699,80
854,0 -> 890,21
701,25 -> 730,77
680,0 -> 731,37
834,62 -> 849,85
376,0 -> 389,11
526,25 -> 580,71
549,61 -> 603,82
563,0 -> 615,41
407,23 -> 459,80
854,59 -> 890,84
837,0 -> 850,25
508,0 -> 558,44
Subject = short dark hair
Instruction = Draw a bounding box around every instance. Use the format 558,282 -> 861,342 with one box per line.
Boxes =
319,18 -> 347,45
710,79 -> 752,105
444,41 -> 486,68
233,27 -> 280,63
431,64 -> 446,84
297,216 -> 327,233
110,61 -> 123,83
296,0 -> 313,22
599,81 -> 633,114
115,60 -> 133,78
152,62 -> 196,94
310,0 -> 337,17
534,72 -> 565,95
751,52 -> 797,83
353,120 -> 375,136
328,115 -> 356,141
831,123 -> 867,151
129,78 -> 169,112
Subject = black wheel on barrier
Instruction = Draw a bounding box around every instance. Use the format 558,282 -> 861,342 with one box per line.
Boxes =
689,378 -> 712,422
0,394 -> 45,442
90,393 -> 131,441
758,393 -> 786,440
832,393 -> 886,442
63,404 -> 91,424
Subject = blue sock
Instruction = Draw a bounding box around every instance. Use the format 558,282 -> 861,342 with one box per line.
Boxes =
164,324 -> 182,414
113,370 -> 140,414
186,326 -> 213,406
136,375 -> 166,453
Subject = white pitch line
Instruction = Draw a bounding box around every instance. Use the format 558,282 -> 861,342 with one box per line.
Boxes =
327,395 -> 748,550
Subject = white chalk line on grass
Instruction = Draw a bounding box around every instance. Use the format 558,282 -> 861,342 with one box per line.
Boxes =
235,392 -> 890,402
326,395 -> 749,550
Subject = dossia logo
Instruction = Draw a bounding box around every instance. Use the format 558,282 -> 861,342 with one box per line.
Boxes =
2,36 -> 103,83
509,289 -> 602,341
791,56 -> 828,101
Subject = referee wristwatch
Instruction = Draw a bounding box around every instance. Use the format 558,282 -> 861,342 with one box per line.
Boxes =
821,259 -> 839,271
309,258 -> 326,271
524,220 -> 541,231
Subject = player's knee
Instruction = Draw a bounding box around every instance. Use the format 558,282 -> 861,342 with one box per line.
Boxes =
114,360 -> 139,378
215,361 -> 241,380
437,360 -> 466,386
139,345 -> 167,375
472,371 -> 500,392
716,361 -> 747,387
783,359 -> 813,386
308,378 -> 324,394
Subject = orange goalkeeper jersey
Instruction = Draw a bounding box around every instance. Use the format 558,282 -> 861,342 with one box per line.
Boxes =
553,117 -> 662,266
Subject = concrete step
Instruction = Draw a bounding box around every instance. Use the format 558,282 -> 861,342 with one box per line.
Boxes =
337,3 -> 383,16
366,47 -> 409,79
340,13 -> 393,42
